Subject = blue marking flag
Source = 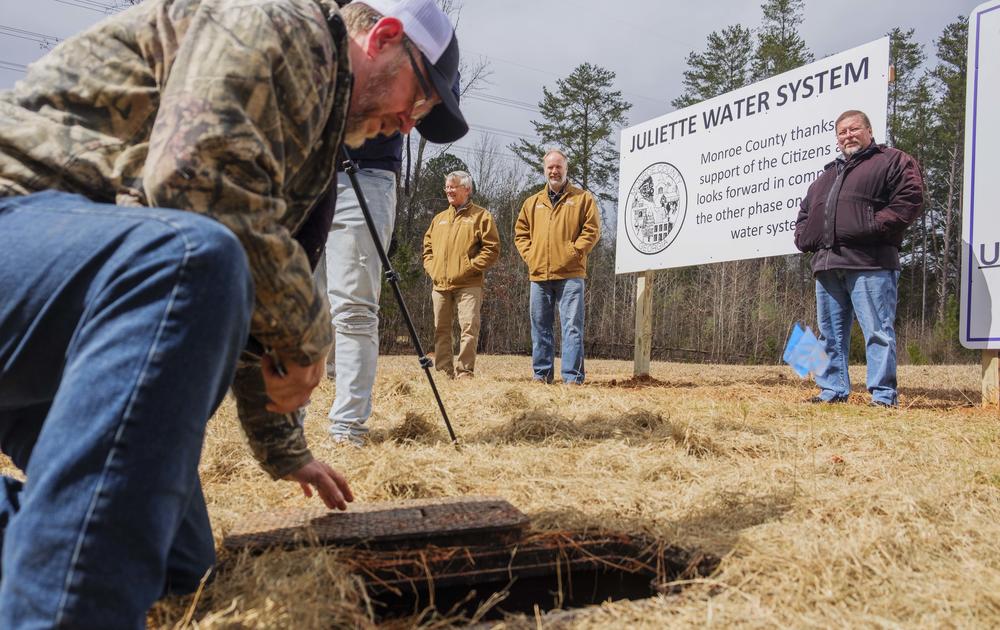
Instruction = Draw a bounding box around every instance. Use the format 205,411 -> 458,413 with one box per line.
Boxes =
782,322 -> 830,378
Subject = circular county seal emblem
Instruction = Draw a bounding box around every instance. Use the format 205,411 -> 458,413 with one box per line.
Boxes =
624,162 -> 687,255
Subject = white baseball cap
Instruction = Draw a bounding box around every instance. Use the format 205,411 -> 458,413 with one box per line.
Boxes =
357,0 -> 468,143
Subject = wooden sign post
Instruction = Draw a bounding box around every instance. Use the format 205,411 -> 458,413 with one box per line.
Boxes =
983,351 -> 1000,407
633,270 -> 655,376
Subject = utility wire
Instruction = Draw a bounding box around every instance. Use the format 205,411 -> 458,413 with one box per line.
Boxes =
0,25 -> 60,49
469,123 -> 538,143
466,48 -> 665,106
52,0 -> 129,13
449,143 -> 524,160
465,93 -> 539,113
0,59 -> 28,73
443,145 -> 527,167
465,48 -> 559,78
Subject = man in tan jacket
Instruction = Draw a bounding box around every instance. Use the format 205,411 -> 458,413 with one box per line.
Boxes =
514,149 -> 601,384
422,171 -> 500,378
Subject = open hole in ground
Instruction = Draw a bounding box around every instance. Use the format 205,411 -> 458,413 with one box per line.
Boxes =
221,497 -> 719,624
349,531 -> 718,622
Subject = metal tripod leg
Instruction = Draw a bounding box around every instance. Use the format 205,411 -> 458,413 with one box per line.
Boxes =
339,149 -> 459,447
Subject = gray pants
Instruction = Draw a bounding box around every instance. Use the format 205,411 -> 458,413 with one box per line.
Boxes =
314,169 -> 396,443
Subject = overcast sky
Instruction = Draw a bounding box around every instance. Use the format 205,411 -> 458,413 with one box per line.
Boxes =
0,0 -> 981,180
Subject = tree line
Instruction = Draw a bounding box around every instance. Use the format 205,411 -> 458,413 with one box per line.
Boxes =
379,0 -> 973,366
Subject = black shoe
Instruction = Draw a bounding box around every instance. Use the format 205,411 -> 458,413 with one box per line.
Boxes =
807,395 -> 848,404
869,400 -> 896,408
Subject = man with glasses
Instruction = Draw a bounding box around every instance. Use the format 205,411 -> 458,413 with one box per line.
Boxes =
422,170 -> 500,379
794,110 -> 923,408
0,0 -> 467,625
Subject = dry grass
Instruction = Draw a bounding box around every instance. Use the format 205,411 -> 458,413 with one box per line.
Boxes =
7,356 -> 1000,627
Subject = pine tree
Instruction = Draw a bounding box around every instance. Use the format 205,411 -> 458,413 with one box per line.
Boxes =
672,24 -> 755,109
510,63 -> 631,204
929,16 -> 969,323
886,28 -> 926,147
884,28 -> 935,331
754,0 -> 812,80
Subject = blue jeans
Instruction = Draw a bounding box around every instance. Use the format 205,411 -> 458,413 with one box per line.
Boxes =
814,269 -> 899,404
529,278 -> 586,384
315,170 -> 396,444
0,191 -> 253,628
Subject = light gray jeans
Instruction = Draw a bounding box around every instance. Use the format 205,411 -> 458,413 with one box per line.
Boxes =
315,169 -> 396,442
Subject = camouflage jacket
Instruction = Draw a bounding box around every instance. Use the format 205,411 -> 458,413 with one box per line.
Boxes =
0,0 -> 351,478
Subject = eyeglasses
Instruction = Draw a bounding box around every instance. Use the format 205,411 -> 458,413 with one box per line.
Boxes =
402,40 -> 437,123
837,126 -> 867,138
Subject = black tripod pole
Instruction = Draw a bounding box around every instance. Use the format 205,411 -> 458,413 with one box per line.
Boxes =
339,148 -> 459,447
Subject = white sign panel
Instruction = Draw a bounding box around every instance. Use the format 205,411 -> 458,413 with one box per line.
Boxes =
961,0 -> 1000,349
615,38 -> 889,274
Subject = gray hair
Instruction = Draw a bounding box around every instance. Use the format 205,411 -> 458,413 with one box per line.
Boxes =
542,148 -> 568,165
445,170 -> 473,190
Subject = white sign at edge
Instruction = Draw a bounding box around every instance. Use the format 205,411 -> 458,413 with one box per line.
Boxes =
960,0 -> 1000,349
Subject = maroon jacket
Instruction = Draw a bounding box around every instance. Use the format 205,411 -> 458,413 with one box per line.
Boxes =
794,143 -> 923,273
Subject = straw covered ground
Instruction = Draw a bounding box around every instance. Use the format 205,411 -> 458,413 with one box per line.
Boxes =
9,356 -> 1000,627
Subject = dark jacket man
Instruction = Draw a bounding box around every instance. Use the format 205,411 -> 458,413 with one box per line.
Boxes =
795,143 -> 924,272
794,109 -> 923,408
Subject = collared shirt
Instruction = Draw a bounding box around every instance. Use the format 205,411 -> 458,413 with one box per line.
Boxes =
547,184 -> 566,207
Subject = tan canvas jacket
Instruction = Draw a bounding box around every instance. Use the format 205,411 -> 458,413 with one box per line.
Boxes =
514,183 -> 601,281
0,0 -> 351,478
422,202 -> 500,291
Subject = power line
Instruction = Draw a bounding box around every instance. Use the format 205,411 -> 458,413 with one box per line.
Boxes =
52,0 -> 130,13
0,25 -> 60,49
441,144 -> 528,168
0,59 -> 28,73
438,143 -> 519,160
465,93 -> 540,113
468,120 -> 632,150
449,143 -> 523,159
465,50 -> 664,112
465,48 -> 559,79
468,123 -> 538,143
